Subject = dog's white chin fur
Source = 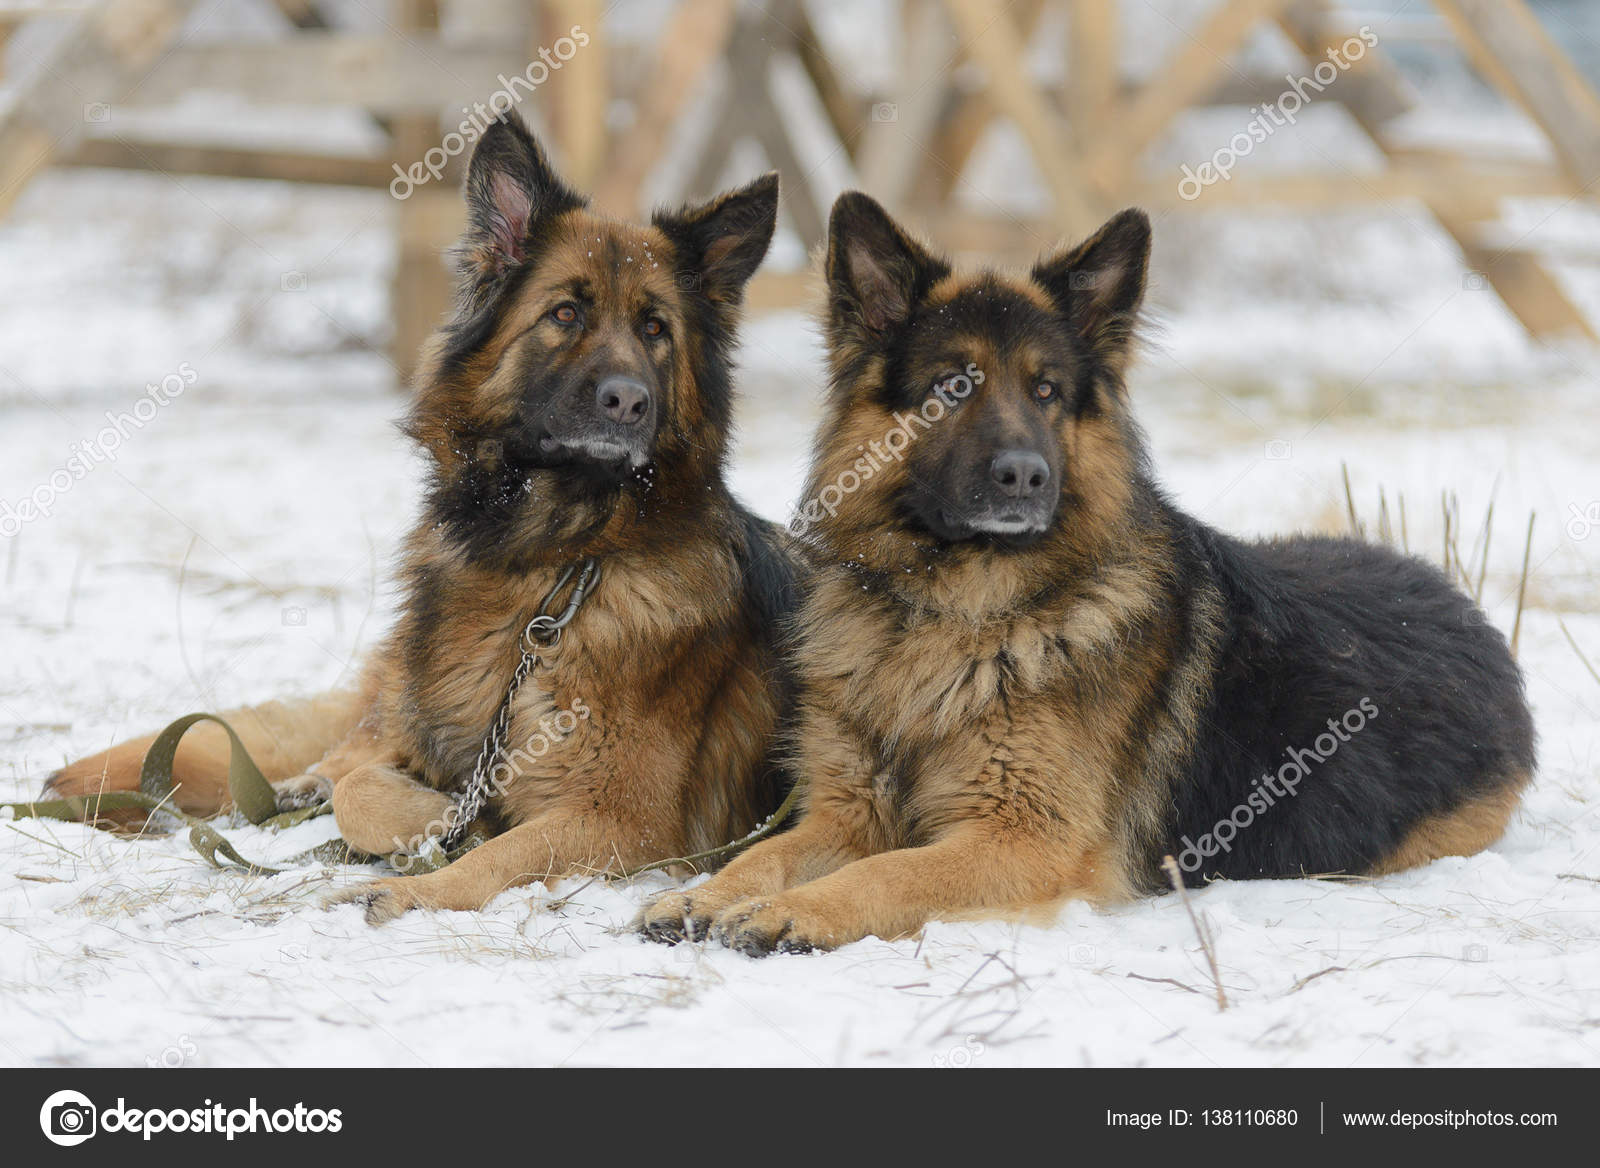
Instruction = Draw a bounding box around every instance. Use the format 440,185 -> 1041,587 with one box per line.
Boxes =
967,516 -> 1047,535
567,439 -> 647,469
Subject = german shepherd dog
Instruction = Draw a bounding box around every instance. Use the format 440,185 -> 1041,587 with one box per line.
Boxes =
639,193 -> 1535,955
44,113 -> 800,923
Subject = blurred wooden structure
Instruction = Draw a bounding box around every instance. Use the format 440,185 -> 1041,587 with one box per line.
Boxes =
1,0 -> 1598,376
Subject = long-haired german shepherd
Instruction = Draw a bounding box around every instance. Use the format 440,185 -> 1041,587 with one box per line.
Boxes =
639,192 -> 1536,955
44,113 -> 800,923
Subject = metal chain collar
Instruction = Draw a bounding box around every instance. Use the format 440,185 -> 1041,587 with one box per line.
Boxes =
436,557 -> 600,851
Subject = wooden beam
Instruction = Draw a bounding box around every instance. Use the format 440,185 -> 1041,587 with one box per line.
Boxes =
1132,161 -> 1576,209
390,0 -> 456,382
744,269 -> 815,313
1275,2 -> 1412,128
0,3 -> 97,13
683,0 -> 832,248
1275,0 -> 1595,340
0,0 -> 189,217
131,35 -> 530,114
269,0 -> 328,30
1436,204 -> 1597,340
0,125 -> 51,218
794,0 -> 866,160
63,135 -> 398,186
1084,0 -> 1292,197
913,0 -> 1048,207
1432,0 -> 1600,188
548,0 -> 606,187
857,0 -> 957,212
592,0 -> 737,216
915,88 -> 992,207
943,0 -> 1100,236
1066,0 -> 1118,133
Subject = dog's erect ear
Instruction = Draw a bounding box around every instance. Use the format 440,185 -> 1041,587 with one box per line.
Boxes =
655,172 -> 779,305
826,192 -> 949,340
1032,208 -> 1151,365
457,113 -> 584,292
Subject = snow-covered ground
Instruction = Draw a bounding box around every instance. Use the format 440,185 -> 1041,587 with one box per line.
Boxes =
5,9 -> 1600,1060
3,168 -> 1596,1069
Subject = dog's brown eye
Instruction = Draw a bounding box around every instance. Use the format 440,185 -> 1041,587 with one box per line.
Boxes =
551,304 -> 579,324
643,317 -> 665,338
1035,381 -> 1057,401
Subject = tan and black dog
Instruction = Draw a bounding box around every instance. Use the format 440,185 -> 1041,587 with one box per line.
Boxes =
640,192 -> 1535,955
45,113 -> 801,923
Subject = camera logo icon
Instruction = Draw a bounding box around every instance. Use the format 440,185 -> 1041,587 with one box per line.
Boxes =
40,1090 -> 97,1146
1264,439 -> 1292,460
1462,271 -> 1489,292
282,606 -> 307,627
871,102 -> 898,123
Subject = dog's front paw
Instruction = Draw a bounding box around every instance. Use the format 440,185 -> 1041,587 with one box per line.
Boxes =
272,772 -> 333,812
709,895 -> 850,957
637,883 -> 748,945
324,874 -> 468,925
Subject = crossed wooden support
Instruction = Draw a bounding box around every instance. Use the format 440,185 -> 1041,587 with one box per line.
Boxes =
2,0 -> 1596,370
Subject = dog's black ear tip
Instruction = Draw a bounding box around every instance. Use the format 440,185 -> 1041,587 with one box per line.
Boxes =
481,108 -> 534,140
1104,207 -> 1153,248
467,111 -> 566,185
829,190 -> 888,228
740,172 -> 781,223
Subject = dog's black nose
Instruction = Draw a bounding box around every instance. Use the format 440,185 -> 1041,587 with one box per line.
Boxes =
990,450 -> 1050,498
596,376 -> 651,425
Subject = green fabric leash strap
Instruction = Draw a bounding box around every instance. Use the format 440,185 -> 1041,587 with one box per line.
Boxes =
1,789 -> 292,877
137,712 -> 278,824
2,711 -> 794,883
2,712 -> 341,877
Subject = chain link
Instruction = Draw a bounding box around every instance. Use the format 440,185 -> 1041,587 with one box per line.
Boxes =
436,558 -> 599,851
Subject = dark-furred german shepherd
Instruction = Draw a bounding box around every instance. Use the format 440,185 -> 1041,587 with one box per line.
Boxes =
45,113 -> 800,923
640,193 -> 1536,955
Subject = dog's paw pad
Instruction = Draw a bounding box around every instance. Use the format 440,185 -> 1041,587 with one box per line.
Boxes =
272,773 -> 333,812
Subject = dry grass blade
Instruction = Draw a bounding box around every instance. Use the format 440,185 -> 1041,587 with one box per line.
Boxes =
1342,462 -> 1363,539
1288,965 -> 1351,994
1474,498 -> 1495,602
1511,513 -> 1535,660
1557,618 -> 1600,690
1127,972 -> 1205,996
1442,489 -> 1453,572
1161,855 -> 1227,1012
